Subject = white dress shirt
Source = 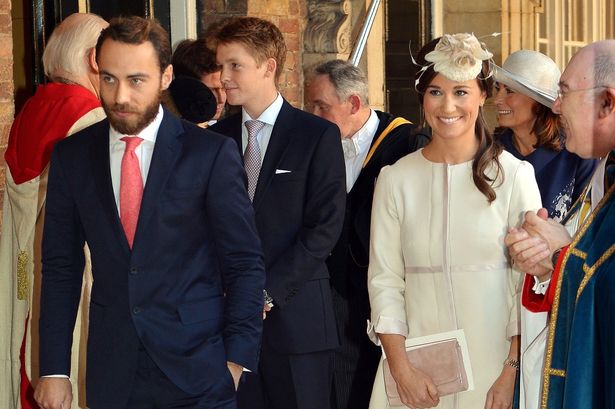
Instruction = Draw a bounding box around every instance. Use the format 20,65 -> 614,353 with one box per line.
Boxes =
344,109 -> 379,192
240,93 -> 284,159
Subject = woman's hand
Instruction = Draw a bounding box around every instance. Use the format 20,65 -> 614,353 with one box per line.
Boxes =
389,359 -> 440,409
484,364 -> 516,409
379,333 -> 440,408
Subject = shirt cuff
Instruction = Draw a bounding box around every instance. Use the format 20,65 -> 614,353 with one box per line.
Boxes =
532,276 -> 551,295
366,316 -> 409,346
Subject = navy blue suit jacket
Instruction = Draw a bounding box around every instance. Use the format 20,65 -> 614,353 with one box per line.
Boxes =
211,100 -> 346,354
39,110 -> 265,408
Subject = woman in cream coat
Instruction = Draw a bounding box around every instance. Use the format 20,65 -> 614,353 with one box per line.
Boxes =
367,34 -> 542,409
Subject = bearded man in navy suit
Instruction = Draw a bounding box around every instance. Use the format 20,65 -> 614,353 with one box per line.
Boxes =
34,16 -> 265,409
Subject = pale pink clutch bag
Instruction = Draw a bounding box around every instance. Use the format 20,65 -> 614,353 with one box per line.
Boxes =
383,339 -> 469,406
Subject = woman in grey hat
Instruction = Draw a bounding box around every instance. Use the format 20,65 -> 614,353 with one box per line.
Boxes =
494,50 -> 596,223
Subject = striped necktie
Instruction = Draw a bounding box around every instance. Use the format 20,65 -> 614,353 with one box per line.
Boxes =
244,120 -> 265,201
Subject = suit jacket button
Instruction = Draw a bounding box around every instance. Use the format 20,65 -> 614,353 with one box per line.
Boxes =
130,267 -> 138,275
133,307 -> 141,314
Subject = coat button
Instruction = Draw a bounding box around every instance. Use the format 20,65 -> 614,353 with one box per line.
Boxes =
133,307 -> 141,314
130,267 -> 138,275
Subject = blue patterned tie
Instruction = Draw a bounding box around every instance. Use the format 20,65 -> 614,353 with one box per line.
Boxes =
244,120 -> 266,201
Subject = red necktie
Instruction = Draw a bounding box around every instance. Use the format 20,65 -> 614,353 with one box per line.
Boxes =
120,136 -> 144,248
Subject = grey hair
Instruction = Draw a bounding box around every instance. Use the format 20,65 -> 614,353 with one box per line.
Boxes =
594,53 -> 615,87
43,13 -> 108,79
313,59 -> 369,104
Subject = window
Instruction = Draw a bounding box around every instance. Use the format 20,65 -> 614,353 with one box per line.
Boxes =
537,0 -> 615,69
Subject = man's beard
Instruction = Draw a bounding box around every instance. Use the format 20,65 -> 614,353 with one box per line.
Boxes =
103,93 -> 161,135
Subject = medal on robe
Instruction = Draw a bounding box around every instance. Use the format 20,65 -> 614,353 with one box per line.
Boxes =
17,250 -> 29,300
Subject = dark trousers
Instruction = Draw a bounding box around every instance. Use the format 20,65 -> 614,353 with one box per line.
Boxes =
330,286 -> 381,409
123,348 -> 236,409
237,348 -> 333,409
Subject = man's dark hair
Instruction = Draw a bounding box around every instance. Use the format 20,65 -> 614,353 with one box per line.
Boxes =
172,38 -> 220,79
96,16 -> 171,73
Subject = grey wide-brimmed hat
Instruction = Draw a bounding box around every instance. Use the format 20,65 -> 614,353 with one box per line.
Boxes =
493,50 -> 561,108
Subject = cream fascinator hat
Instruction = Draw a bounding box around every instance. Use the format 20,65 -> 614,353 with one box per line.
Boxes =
493,50 -> 561,108
421,33 -> 494,83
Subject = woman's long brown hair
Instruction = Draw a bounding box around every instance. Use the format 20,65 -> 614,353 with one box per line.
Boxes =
531,103 -> 561,151
415,37 -> 503,203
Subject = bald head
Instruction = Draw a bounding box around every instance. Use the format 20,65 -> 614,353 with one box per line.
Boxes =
553,40 -> 615,158
568,40 -> 615,87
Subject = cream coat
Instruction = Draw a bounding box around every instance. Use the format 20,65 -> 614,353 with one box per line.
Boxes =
367,149 -> 541,409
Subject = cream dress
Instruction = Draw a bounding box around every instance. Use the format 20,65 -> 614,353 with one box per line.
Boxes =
367,149 -> 541,409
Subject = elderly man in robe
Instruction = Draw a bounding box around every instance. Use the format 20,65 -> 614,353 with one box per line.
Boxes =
0,12 -> 107,409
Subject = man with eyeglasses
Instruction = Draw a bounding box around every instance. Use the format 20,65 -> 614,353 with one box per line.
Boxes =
505,40 -> 615,409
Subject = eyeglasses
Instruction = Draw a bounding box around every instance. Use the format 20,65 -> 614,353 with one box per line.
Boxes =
557,85 -> 609,99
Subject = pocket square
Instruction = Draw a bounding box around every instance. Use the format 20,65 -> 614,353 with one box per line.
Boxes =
275,169 -> 292,174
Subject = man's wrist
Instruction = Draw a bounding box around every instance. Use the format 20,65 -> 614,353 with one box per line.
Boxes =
503,357 -> 520,371
551,247 -> 564,269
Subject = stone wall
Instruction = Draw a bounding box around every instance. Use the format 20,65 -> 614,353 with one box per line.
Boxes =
441,0 -> 503,62
499,0 -> 539,60
0,0 -> 13,226
439,0 -> 506,129
248,0 -> 306,106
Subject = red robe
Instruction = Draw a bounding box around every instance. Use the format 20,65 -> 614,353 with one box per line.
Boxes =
4,82 -> 100,409
5,83 -> 101,183
521,245 -> 569,313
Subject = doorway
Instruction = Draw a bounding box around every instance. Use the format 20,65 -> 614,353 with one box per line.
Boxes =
13,0 -> 171,113
385,0 -> 430,123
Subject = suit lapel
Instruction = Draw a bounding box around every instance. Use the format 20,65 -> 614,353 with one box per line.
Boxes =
219,114 -> 243,157
89,120 -> 131,254
252,101 -> 294,209
132,111 -> 183,251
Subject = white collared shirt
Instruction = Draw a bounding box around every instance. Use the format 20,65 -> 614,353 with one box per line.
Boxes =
240,93 -> 284,159
109,105 -> 164,210
345,109 -> 379,192
590,155 -> 608,213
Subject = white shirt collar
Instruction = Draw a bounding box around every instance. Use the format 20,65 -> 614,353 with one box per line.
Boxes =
241,93 -> 284,126
591,155 -> 609,209
344,109 -> 379,159
110,105 -> 164,144
343,109 -> 380,192
351,109 -> 379,150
